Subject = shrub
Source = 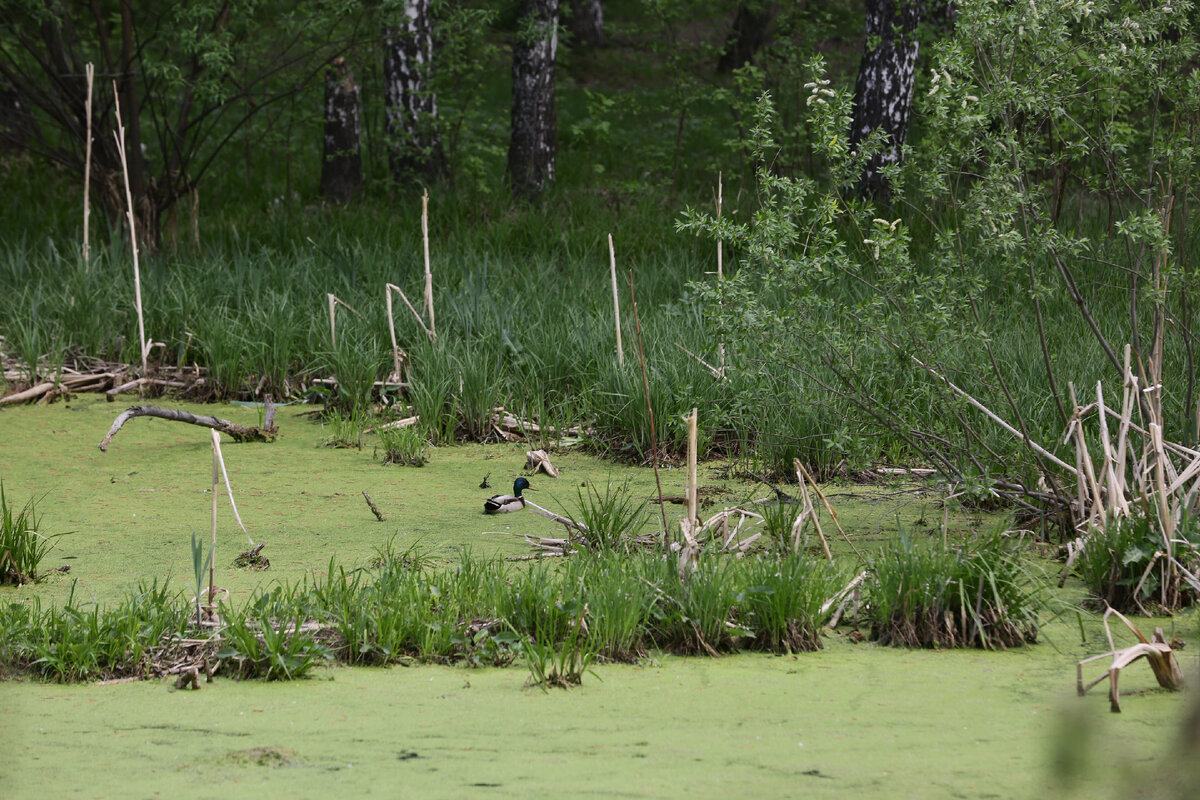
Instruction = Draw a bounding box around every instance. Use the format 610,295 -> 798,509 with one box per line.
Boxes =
377,425 -> 429,466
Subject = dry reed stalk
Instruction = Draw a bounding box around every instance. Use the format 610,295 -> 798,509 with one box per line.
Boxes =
421,189 -> 436,340
686,407 -> 698,530
523,498 -> 588,534
716,172 -> 724,374
1114,346 -> 1135,502
1069,382 -> 1105,525
673,342 -> 722,379
82,62 -> 94,263
608,234 -> 623,365
209,429 -> 219,603
326,293 -> 361,347
793,460 -> 832,562
1149,423 -> 1175,550
383,285 -> 404,381
211,431 -> 253,546
628,269 -> 669,542
795,458 -> 863,561
912,353 -> 1077,475
386,282 -> 433,342
1096,380 -> 1128,518
112,83 -> 148,380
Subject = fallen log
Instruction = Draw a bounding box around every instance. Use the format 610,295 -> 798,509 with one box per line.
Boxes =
0,382 -> 55,406
98,404 -> 278,452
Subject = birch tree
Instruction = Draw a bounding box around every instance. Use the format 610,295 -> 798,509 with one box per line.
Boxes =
848,0 -> 925,198
319,56 -> 363,204
508,0 -> 559,200
382,0 -> 446,186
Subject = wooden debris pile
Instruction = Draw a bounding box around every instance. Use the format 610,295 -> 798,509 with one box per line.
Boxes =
1060,345 -> 1200,607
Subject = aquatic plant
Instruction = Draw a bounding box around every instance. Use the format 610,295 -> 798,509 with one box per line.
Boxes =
568,477 -> 651,553
376,424 -> 429,467
1074,512 -> 1200,613
866,525 -> 1041,649
0,483 -> 63,585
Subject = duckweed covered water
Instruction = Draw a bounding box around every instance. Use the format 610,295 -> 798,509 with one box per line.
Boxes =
3,398 -> 1197,798
2,638 -> 1195,799
1,396 -> 962,607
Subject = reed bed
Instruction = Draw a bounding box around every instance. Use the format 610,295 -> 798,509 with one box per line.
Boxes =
2,188 -> 1176,482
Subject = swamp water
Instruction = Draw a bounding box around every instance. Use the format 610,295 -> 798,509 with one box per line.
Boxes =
0,397 -> 1196,798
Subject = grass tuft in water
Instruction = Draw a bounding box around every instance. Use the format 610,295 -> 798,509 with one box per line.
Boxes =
866,524 -> 1041,649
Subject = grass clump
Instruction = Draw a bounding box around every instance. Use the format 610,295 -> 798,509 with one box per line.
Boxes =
738,555 -> 846,653
866,527 -> 1041,649
0,484 -> 63,584
217,586 -> 333,680
0,580 -> 186,681
377,425 -> 429,466
569,477 -> 651,552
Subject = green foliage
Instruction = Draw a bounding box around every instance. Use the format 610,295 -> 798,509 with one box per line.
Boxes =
568,477 -> 651,553
320,408 -> 369,449
737,553 -> 846,652
1074,513 -> 1200,612
217,586 -> 333,680
522,597 -> 597,691
0,483 -> 63,585
188,531 -> 215,629
866,526 -> 1042,649
0,580 -> 185,682
377,424 -> 429,466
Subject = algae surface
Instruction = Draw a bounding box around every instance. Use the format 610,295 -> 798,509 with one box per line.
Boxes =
0,396 -> 957,607
3,399 -> 1195,799
1,638 -> 1193,800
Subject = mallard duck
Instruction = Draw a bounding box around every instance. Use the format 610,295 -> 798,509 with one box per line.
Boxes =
484,477 -> 532,514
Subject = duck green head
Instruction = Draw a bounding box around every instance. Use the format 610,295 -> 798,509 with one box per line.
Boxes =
513,477 -> 532,496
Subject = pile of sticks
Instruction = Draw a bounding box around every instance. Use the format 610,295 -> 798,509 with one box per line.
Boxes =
1061,345 -> 1200,606
0,344 -> 213,406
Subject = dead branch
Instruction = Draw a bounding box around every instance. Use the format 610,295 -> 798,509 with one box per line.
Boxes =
98,405 -> 278,451
362,491 -> 385,522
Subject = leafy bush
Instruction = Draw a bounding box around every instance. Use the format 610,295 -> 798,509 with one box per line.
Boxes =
1074,513 -> 1200,612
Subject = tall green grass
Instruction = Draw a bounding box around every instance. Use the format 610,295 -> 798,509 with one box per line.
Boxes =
0,484 -> 63,585
866,525 -> 1043,649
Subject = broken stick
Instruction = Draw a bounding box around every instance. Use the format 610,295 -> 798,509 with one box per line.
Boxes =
362,491 -> 385,522
98,405 -> 278,451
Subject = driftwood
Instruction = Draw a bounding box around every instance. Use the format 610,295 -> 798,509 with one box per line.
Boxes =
525,449 -> 560,478
99,404 -> 278,451
0,382 -> 56,406
1077,607 -> 1186,712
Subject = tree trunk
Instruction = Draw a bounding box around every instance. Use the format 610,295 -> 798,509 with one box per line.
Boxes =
570,0 -> 604,48
320,57 -> 363,204
382,0 -> 445,187
849,0 -> 923,199
508,0 -> 559,201
717,2 -> 774,73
